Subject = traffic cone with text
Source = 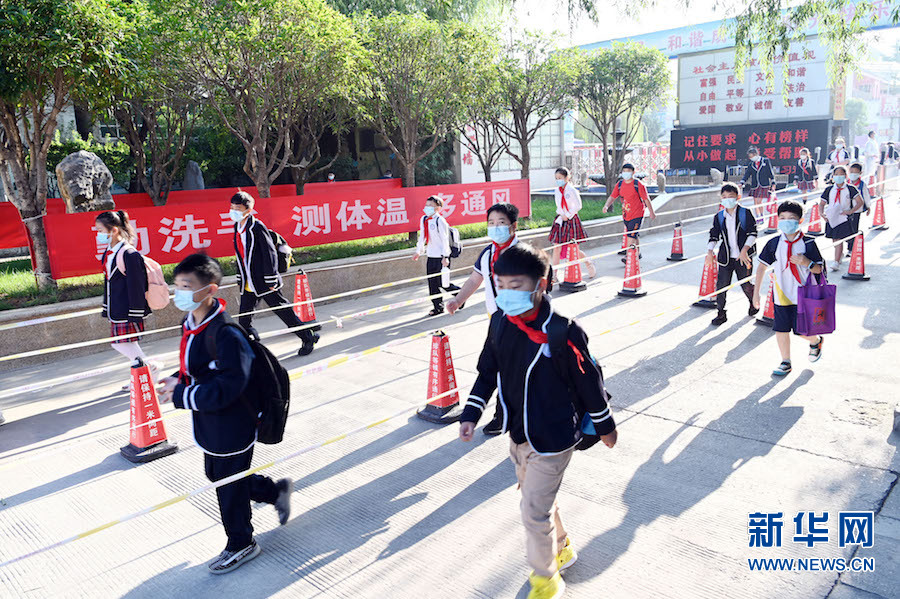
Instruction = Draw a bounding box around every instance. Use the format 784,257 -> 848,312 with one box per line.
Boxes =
293,269 -> 321,331
842,233 -> 870,281
618,226 -> 628,255
121,359 -> 177,463
692,258 -> 718,308
765,197 -> 778,233
755,271 -> 775,327
617,245 -> 646,297
807,202 -> 823,236
667,222 -> 686,261
416,331 -> 462,424
559,242 -> 587,293
870,197 -> 888,230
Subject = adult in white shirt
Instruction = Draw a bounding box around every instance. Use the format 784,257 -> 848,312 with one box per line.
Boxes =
413,195 -> 454,316
864,130 -> 879,178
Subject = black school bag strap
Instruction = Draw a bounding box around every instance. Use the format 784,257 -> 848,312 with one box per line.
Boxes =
203,317 -> 259,421
545,315 -> 576,396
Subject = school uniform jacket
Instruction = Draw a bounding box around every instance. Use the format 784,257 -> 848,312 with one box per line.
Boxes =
460,297 -> 615,455
234,215 -> 281,297
707,206 -> 758,266
101,241 -> 150,323
172,302 -> 257,456
797,159 -> 818,182
741,157 -> 775,189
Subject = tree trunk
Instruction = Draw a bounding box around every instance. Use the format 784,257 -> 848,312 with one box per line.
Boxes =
484,166 -> 492,182
290,165 -> 307,195
400,160 -> 415,188
22,212 -> 55,290
519,140 -> 530,180
256,180 -> 271,199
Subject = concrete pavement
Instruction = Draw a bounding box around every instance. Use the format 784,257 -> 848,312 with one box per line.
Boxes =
1,201 -> 898,599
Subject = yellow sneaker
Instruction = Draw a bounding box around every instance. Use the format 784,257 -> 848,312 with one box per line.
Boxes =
557,538 -> 578,572
527,572 -> 566,599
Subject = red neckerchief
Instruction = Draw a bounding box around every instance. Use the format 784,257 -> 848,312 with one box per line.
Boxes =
784,236 -> 804,284
558,183 -> 569,213
833,185 -> 843,205
489,236 -> 514,276
179,298 -> 227,380
506,309 -> 585,374
753,159 -> 762,171
800,159 -> 810,175
422,215 -> 432,246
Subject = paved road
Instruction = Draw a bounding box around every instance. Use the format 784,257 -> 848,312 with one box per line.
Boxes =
1,202 -> 898,599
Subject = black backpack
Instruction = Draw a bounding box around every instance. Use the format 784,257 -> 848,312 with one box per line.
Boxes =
268,229 -> 293,274
205,318 -> 291,444
489,313 -> 611,450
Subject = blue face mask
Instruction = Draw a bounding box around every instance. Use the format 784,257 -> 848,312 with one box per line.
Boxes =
96,232 -> 110,245
423,206 -> 436,217
173,285 -> 210,312
229,209 -> 245,222
621,171 -> 634,180
721,197 -> 738,209
487,225 -> 511,245
833,175 -> 846,185
778,219 -> 800,235
495,282 -> 541,316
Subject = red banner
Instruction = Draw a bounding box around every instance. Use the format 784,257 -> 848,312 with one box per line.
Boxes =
43,179 -> 530,279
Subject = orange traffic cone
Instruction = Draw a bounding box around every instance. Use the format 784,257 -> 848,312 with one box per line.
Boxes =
870,197 -> 888,230
618,226 -> 628,255
807,203 -> 823,236
765,198 -> 778,233
293,269 -> 319,328
617,245 -> 646,297
559,242 -> 587,293
416,331 -> 462,424
843,233 -> 870,281
120,359 -> 177,463
667,222 -> 686,261
693,258 -> 718,308
755,271 -> 775,327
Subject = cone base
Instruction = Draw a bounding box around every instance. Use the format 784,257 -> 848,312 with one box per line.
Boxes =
869,224 -> 888,230
416,402 -> 462,425
842,273 -> 870,281
617,249 -> 627,255
559,281 -> 587,293
807,231 -> 823,237
693,299 -> 717,309
618,288 -> 647,298
754,316 -> 774,327
765,228 -> 778,234
120,440 -> 178,464
667,255 -> 686,261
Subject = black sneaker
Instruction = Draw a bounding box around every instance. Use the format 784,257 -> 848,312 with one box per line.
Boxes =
298,332 -> 319,357
711,313 -> 727,326
748,305 -> 760,317
428,307 -> 445,317
208,541 -> 261,575
248,327 -> 262,342
483,415 -> 503,436
274,478 -> 293,525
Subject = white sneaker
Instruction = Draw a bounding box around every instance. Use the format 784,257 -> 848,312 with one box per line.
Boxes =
829,261 -> 840,272
0,411 -> 6,426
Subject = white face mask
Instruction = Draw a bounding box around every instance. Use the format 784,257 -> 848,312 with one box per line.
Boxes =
751,155 -> 761,163
556,178 -> 566,187
849,172 -> 861,181
229,209 -> 245,222
621,171 -> 634,180
836,144 -> 845,150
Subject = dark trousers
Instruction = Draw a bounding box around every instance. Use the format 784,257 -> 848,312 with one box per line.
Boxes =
847,213 -> 861,250
239,289 -> 314,343
716,258 -> 755,313
204,447 -> 279,551
425,257 -> 462,310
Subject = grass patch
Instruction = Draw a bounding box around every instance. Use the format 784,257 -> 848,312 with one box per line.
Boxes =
0,196 -> 619,312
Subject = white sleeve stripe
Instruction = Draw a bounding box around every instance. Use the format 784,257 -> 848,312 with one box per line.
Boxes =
468,395 -> 486,406
465,401 -> 485,412
591,413 -> 612,423
189,386 -> 199,411
589,408 -> 609,417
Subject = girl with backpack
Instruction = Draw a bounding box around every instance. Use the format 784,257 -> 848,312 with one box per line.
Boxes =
549,167 -> 596,280
96,210 -> 159,384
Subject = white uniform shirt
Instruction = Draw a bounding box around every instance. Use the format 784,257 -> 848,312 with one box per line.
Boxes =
105,240 -> 126,276
237,219 -> 255,294
554,184 -> 582,221
472,235 -> 520,315
706,209 -> 756,257
416,215 -> 451,258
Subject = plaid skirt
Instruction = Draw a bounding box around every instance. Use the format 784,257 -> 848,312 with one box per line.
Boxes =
110,320 -> 144,344
797,180 -> 816,193
750,186 -> 772,200
548,214 -> 587,244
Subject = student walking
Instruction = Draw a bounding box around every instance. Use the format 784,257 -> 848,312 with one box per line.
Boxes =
229,191 -> 318,356
752,201 -> 826,377
446,202 -> 521,435
818,167 -> 862,271
864,131 -> 879,178
796,148 -> 818,199
825,137 -> 851,183
847,162 -> 872,254
458,243 -> 617,599
158,254 -> 292,575
603,163 -> 656,263
413,195 -> 459,316
706,183 -> 758,326
740,146 -> 775,222
549,167 -> 596,279
96,210 -> 158,386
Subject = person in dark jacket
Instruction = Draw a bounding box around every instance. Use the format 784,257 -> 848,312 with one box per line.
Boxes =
158,254 -> 292,575
741,146 -> 776,222
795,147 -> 818,200
96,210 -> 159,386
229,191 -> 318,356
705,183 -> 759,326
458,243 -> 617,599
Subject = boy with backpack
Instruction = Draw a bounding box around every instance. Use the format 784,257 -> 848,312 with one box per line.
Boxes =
159,253 -> 292,575
458,243 -> 617,599
603,163 -> 656,262
412,195 -> 460,316
847,162 -> 872,254
229,191 -> 318,356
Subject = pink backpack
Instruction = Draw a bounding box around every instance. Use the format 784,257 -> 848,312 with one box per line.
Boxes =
116,251 -> 170,311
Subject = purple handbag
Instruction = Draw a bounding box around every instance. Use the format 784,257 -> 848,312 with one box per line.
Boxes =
796,271 -> 836,336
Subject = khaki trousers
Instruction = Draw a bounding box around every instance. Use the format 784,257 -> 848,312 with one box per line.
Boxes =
509,440 -> 574,578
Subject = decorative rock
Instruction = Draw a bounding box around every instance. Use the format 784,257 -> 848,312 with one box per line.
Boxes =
656,171 -> 666,194
55,150 -> 115,213
710,168 -> 724,186
183,160 -> 205,190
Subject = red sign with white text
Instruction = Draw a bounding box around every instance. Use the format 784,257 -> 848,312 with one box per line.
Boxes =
43,179 -> 530,279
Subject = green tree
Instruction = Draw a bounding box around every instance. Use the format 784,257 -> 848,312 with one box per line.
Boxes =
456,61 -> 506,181
360,13 -> 496,187
845,97 -> 869,140
574,42 -> 670,183
495,31 -> 577,179
0,0 -> 131,289
177,0 -> 362,198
